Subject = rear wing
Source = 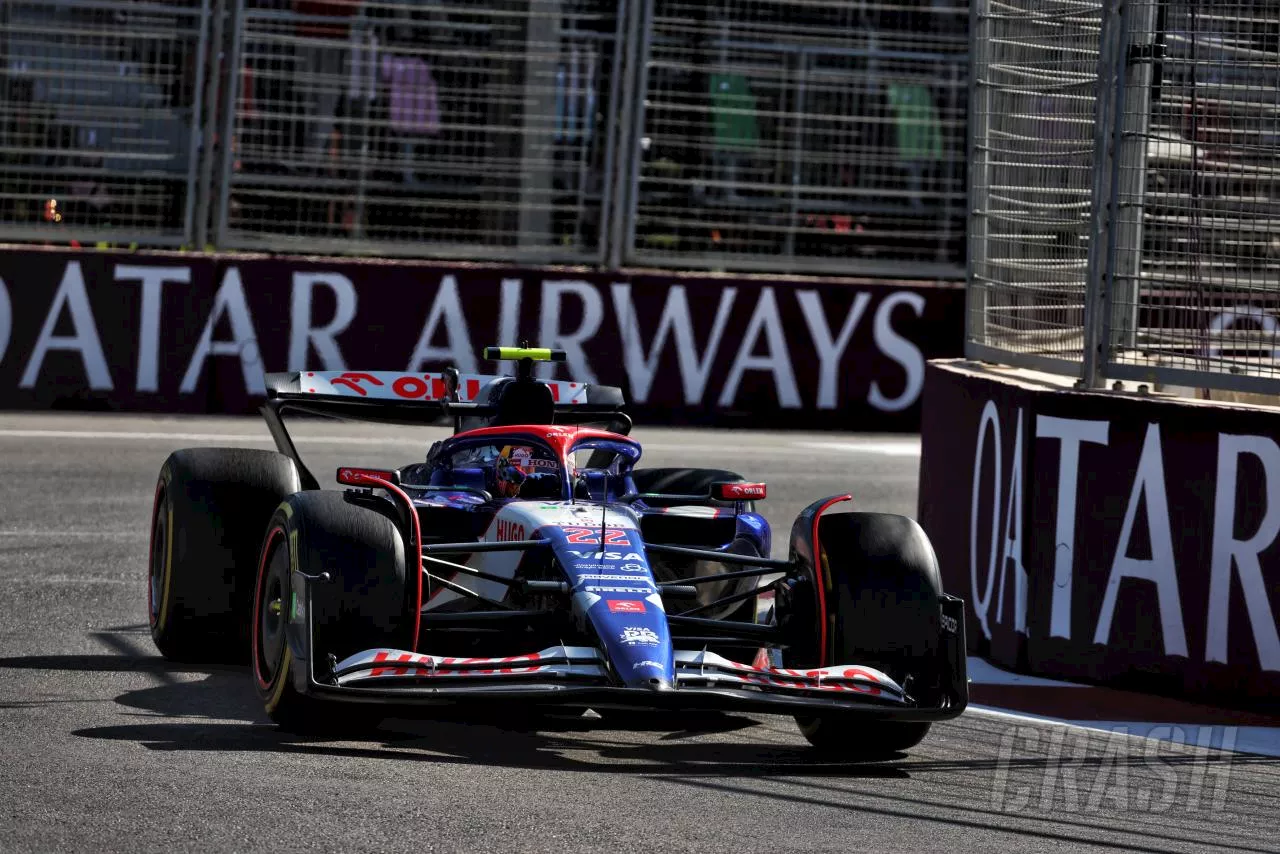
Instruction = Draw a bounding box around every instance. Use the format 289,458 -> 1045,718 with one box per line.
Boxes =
266,370 -> 594,405
260,370 -> 628,489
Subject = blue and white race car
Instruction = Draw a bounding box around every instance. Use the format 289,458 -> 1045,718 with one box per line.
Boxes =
147,347 -> 967,756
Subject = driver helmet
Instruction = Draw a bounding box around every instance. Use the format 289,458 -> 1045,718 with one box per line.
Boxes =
495,445 -> 536,498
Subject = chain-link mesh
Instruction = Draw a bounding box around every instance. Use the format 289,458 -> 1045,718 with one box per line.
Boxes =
0,0 -> 209,245
966,0 -> 1105,368
217,0 -> 619,262
1108,0 -> 1280,386
627,0 -> 969,277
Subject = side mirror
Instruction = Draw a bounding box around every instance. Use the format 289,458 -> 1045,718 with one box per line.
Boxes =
712,482 -> 767,501
337,467 -> 401,487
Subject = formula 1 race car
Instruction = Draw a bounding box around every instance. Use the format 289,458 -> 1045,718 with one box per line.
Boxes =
147,347 -> 967,756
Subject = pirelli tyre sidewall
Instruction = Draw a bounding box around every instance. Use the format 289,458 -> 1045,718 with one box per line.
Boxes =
148,448 -> 301,664
252,491 -> 408,729
790,512 -> 943,756
252,518 -> 296,718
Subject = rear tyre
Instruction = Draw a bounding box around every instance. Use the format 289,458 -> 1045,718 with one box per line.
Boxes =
790,512 -> 942,757
148,448 -> 300,663
252,491 -> 408,734
632,468 -> 764,624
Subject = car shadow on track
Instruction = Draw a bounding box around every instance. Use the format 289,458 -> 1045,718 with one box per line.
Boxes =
73,715 -> 912,780
1,648 -> 911,778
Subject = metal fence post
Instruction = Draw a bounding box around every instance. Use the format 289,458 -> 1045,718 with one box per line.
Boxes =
212,0 -> 246,249
620,0 -> 656,271
1108,0 -> 1158,356
181,0 -> 213,248
595,0 -> 629,267
1081,0 -> 1125,389
606,0 -> 648,271
964,0 -> 990,353
193,0 -> 225,251
1097,0 -> 1140,383
518,1 -> 562,252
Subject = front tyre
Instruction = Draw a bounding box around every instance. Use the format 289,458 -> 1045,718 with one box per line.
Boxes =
252,524 -> 300,724
794,717 -> 930,756
789,512 -> 942,757
252,492 -> 408,734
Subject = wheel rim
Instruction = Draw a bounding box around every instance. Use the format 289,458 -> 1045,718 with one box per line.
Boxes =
147,489 -> 169,629
253,530 -> 289,689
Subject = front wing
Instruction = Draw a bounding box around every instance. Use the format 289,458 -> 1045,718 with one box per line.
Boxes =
298,644 -> 967,721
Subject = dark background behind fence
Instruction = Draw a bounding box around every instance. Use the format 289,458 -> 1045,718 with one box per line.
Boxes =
0,0 -> 970,279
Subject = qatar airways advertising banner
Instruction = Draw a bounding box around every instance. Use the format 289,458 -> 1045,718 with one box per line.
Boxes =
919,360 -> 1280,708
0,248 -> 963,428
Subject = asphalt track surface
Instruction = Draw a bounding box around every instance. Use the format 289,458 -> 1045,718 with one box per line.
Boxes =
0,413 -> 1275,853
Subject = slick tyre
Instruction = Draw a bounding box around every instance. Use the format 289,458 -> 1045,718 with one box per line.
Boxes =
796,716 -> 930,756
148,448 -> 301,664
252,491 -> 408,734
791,512 -> 942,757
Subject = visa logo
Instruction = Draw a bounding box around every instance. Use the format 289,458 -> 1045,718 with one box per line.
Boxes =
566,550 -> 645,562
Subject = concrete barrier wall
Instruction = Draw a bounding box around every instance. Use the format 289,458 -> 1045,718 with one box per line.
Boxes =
919,359 -> 1280,710
0,248 -> 963,429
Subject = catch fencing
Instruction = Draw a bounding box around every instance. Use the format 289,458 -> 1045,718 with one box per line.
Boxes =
619,0 -> 969,278
967,0 -> 1280,393
0,0 -> 210,246
0,0 -> 969,279
217,0 -> 622,262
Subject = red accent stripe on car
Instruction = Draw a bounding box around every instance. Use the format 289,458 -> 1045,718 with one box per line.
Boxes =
812,494 -> 852,668
346,472 -> 424,653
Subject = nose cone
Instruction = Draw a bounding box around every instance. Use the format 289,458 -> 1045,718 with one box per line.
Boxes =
623,652 -> 674,690
612,633 -> 675,690
552,525 -> 674,690
635,675 -> 675,692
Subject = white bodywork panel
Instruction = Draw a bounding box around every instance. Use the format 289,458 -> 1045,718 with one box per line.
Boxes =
421,501 -> 644,611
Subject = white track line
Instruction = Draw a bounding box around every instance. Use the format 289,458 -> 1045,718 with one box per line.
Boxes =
967,705 -> 1280,757
966,656 -> 1088,688
0,531 -> 136,537
0,428 -> 923,456
10,575 -> 133,585
966,657 -> 1280,756
793,440 -> 922,456
0,429 -> 427,446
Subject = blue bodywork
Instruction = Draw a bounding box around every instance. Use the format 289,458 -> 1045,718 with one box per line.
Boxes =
540,523 -> 674,689
400,428 -> 771,690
